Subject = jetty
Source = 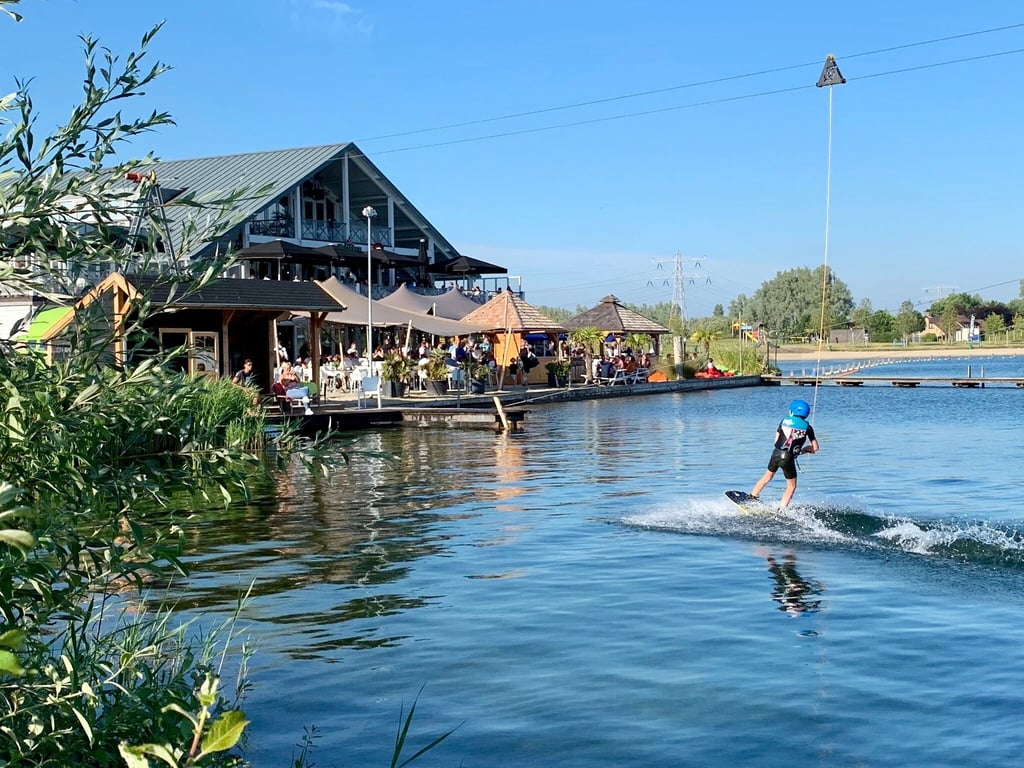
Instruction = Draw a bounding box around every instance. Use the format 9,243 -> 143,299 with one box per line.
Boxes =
763,375 -> 1024,388
266,374 -> 762,434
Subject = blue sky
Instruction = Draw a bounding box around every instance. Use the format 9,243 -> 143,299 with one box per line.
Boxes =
4,1 -> 1023,316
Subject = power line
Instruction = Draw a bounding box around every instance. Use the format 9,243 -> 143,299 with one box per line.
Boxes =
356,22 -> 1024,145
370,47 -> 1024,157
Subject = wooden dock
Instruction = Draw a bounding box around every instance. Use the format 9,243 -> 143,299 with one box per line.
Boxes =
764,376 -> 1024,389
266,403 -> 528,435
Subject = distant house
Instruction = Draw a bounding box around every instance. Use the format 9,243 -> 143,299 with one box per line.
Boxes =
922,313 -> 984,342
921,314 -> 947,340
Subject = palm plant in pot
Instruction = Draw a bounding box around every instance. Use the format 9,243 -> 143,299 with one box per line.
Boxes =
568,326 -> 605,383
545,359 -> 571,387
467,361 -> 490,394
424,348 -> 452,397
379,350 -> 412,398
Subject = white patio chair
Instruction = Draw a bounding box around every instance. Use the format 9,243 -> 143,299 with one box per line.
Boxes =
357,375 -> 382,409
447,367 -> 466,392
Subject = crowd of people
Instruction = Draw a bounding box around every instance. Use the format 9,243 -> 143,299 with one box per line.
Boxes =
238,335 -> 676,394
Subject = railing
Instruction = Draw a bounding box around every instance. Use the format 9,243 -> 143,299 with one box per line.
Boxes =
249,218 -> 294,238
249,218 -> 392,246
301,220 -> 347,242
349,220 -> 391,247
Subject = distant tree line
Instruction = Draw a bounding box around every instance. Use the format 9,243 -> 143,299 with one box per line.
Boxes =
547,270 -> 1024,345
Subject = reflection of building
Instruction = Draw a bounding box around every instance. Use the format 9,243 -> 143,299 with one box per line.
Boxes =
766,553 -> 824,617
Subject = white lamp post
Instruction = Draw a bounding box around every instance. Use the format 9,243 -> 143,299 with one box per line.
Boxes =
362,205 -> 377,358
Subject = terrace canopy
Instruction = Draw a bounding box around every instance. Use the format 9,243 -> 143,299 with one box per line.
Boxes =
377,283 -> 482,320
317,277 -> 484,338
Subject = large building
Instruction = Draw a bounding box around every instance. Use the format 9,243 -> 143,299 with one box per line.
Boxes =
2,142 -> 510,338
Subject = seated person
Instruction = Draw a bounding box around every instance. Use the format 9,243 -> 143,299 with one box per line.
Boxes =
705,358 -> 720,376
278,362 -> 300,389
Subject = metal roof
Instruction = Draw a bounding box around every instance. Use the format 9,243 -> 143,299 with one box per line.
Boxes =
129,142 -> 462,263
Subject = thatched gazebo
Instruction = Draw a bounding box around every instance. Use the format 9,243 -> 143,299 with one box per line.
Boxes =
461,290 -> 566,385
565,294 -> 669,354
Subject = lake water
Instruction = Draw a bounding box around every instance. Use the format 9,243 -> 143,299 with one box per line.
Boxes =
174,355 -> 1024,767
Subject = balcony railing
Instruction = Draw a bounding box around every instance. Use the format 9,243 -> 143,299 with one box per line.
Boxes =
249,217 -> 294,238
250,217 -> 391,246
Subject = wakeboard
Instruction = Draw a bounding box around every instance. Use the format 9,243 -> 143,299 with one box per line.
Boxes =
724,490 -> 772,515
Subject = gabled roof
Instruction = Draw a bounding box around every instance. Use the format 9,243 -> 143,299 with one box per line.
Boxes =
461,291 -> 565,333
565,294 -> 669,335
130,142 -> 462,262
137,143 -> 349,260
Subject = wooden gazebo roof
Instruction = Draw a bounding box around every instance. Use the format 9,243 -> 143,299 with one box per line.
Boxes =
564,294 -> 669,335
461,290 -> 565,333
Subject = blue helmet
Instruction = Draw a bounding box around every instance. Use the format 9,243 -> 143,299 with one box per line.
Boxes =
789,399 -> 811,418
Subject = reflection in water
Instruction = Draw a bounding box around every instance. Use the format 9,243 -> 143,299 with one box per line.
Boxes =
490,432 -> 527,505
170,427 -> 530,660
763,552 -> 824,617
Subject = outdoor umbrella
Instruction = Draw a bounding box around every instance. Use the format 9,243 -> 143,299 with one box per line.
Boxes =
430,255 -> 508,276
317,243 -> 421,267
236,239 -> 325,259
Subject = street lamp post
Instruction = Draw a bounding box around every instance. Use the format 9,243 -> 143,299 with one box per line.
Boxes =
362,206 -> 377,358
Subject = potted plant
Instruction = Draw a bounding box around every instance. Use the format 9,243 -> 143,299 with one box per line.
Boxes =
545,359 -> 570,387
424,348 -> 452,397
468,362 -> 490,394
379,350 -> 411,398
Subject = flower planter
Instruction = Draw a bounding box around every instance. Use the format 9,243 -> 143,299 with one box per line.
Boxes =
383,380 -> 406,398
471,379 -> 486,395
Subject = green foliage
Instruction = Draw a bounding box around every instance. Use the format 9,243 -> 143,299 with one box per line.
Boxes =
379,350 -> 412,383
544,360 -> 570,377
533,304 -> 573,324
742,265 -> 854,337
689,328 -> 720,356
0,16 -> 267,767
851,298 -> 873,330
895,300 -> 925,341
389,688 -> 461,768
940,303 -> 959,343
567,327 -> 604,356
928,292 -> 982,316
467,361 -> 490,381
983,312 -> 1006,338
623,333 -> 651,355
425,348 -> 450,380
0,11 -> 458,767
867,309 -> 897,343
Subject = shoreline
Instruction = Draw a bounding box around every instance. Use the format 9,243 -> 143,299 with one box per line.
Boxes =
773,345 -> 1024,363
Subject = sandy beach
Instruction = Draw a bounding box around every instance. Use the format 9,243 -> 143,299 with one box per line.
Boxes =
773,345 -> 1024,362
